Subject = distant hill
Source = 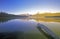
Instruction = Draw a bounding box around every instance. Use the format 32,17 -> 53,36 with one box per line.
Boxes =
31,12 -> 60,18
0,12 -> 28,18
0,12 -> 15,17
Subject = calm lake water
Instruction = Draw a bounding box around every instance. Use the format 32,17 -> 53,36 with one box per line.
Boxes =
0,18 -> 60,39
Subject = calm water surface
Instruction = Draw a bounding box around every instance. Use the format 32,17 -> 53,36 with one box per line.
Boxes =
0,19 -> 60,39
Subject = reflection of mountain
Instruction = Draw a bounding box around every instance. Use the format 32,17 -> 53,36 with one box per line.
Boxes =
33,18 -> 60,22
30,13 -> 60,22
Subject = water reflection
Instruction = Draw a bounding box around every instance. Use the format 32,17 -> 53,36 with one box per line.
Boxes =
0,18 -> 47,39
0,18 -> 60,39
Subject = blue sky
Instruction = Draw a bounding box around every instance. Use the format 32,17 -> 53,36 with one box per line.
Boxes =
0,0 -> 60,15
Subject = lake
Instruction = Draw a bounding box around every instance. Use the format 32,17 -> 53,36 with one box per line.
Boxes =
0,18 -> 60,39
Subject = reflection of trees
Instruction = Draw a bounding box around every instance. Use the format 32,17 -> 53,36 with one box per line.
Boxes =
0,31 -> 24,39
0,17 -> 13,23
0,12 -> 14,23
0,12 -> 29,23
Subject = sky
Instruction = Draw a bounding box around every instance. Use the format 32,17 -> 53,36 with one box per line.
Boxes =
0,0 -> 60,15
